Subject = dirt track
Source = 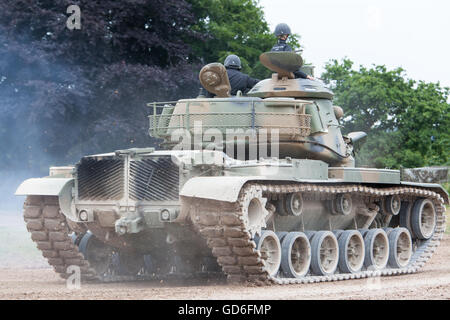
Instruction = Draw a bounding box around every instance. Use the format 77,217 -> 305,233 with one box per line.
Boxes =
0,234 -> 449,300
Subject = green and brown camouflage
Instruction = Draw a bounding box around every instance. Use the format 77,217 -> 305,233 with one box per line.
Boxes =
151,54 -> 352,167
259,51 -> 303,79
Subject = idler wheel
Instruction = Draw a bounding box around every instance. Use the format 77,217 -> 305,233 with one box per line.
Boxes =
254,230 -> 282,277
310,231 -> 339,276
388,228 -> 412,268
280,232 -> 311,278
411,199 -> 436,240
78,231 -> 114,275
363,229 -> 389,270
338,230 -> 365,274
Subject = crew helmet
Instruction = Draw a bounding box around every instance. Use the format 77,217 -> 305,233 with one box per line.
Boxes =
274,23 -> 291,37
224,54 -> 241,69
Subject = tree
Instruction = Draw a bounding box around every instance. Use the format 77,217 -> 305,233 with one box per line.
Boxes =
0,0 -> 200,172
322,59 -> 450,168
188,0 -> 300,79
0,0 -> 298,173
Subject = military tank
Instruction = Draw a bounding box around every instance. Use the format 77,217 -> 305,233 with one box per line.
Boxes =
16,52 -> 448,285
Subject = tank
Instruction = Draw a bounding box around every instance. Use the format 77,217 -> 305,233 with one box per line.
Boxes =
16,52 -> 449,284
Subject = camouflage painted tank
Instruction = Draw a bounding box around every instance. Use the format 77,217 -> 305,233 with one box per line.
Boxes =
16,52 -> 449,285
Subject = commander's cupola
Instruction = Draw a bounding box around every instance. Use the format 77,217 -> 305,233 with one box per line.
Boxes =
246,52 -> 333,99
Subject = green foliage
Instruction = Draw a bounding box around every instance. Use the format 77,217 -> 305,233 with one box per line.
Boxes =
322,59 -> 450,169
442,182 -> 450,195
1,0 -> 296,171
187,0 -> 300,79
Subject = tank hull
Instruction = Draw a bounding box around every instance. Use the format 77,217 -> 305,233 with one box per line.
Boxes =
16,150 -> 448,283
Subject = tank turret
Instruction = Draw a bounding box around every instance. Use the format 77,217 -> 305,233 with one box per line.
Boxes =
150,52 -> 354,167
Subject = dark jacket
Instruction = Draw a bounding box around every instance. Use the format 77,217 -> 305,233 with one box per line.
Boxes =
271,39 -> 294,52
271,39 -> 308,79
226,68 -> 260,95
206,68 -> 259,97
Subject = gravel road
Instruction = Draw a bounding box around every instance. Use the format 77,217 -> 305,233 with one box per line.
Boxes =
1,235 -> 449,300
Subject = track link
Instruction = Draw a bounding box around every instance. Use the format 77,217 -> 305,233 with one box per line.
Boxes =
23,195 -> 99,281
23,195 -> 222,283
189,183 -> 447,285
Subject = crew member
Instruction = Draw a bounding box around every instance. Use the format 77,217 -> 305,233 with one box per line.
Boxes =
223,54 -> 260,95
271,23 -> 315,80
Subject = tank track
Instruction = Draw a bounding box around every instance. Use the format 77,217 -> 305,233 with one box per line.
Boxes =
189,183 -> 447,285
23,195 -> 223,282
23,195 -> 101,281
23,183 -> 446,285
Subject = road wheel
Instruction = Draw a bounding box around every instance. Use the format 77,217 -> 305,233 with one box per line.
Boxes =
399,201 -> 414,236
254,230 -> 281,277
388,228 -> 412,268
333,229 -> 345,239
78,231 -> 113,275
304,231 -> 316,240
359,229 -> 370,237
310,231 -> 339,276
338,230 -> 365,273
275,232 -> 289,243
363,229 -> 389,270
280,232 -> 311,278
411,199 -> 436,240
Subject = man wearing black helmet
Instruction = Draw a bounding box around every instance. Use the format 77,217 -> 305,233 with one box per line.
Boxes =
203,54 -> 259,97
271,23 -> 315,81
223,54 -> 260,96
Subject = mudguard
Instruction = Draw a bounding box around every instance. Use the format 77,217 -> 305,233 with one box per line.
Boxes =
178,176 -> 258,223
15,178 -> 74,196
180,176 -> 262,203
400,181 -> 449,204
15,178 -> 76,220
